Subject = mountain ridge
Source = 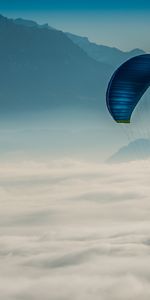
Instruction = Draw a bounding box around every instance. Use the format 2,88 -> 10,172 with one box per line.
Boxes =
66,32 -> 145,67
0,14 -> 112,114
107,139 -> 150,163
0,14 -> 145,116
10,15 -> 145,63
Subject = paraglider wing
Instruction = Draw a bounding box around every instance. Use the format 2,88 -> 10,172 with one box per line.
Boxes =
106,54 -> 150,123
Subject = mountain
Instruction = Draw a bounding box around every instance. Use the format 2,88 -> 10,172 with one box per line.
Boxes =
13,17 -> 55,30
12,18 -> 145,69
107,139 -> 150,163
66,32 -> 145,68
0,14 -> 112,114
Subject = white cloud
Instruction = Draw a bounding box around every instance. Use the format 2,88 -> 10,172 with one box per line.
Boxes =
0,159 -> 150,299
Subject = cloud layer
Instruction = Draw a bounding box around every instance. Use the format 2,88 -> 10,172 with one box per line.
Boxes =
0,158 -> 150,299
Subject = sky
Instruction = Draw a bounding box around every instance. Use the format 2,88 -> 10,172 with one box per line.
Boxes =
0,0 -> 150,51
0,0 -> 150,11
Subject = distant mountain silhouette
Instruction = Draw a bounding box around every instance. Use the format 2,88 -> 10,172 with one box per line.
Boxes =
0,14 -> 146,116
13,17 -> 55,30
0,14 -> 113,114
11,17 -> 145,69
66,32 -> 145,68
107,139 -> 150,163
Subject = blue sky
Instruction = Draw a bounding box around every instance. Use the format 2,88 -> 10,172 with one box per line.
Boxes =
1,0 -> 150,51
1,0 -> 150,11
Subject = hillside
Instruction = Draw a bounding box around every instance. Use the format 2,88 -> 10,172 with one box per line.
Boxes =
107,139 -> 150,163
66,32 -> 145,68
0,15 -> 112,114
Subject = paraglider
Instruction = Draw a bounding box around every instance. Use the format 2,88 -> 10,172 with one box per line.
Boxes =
106,54 -> 150,123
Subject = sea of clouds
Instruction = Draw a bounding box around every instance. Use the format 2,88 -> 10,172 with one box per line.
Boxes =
0,158 -> 150,300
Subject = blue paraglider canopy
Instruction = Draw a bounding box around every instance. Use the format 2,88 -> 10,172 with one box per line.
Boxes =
106,54 -> 150,123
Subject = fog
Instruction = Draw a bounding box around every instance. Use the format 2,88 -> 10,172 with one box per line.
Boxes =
0,109 -> 131,165
0,158 -> 150,300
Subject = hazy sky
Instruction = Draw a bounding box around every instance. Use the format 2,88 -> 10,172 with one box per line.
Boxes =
0,0 -> 150,51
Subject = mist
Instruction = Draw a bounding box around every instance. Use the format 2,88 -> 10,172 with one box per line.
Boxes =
0,158 -> 150,300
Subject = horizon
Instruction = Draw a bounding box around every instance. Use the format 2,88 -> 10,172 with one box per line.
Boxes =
0,0 -> 150,51
0,12 -> 148,53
